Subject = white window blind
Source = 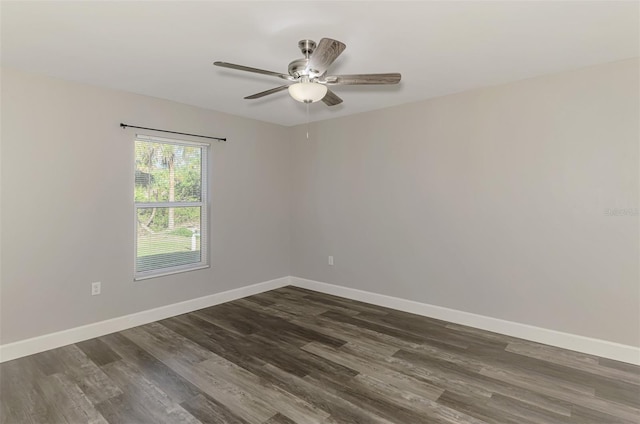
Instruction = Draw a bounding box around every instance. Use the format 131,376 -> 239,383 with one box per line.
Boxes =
134,135 -> 209,280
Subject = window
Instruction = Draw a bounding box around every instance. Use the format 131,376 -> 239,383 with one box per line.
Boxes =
134,135 -> 208,280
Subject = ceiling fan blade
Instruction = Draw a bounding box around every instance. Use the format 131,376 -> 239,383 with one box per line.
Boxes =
321,73 -> 401,85
306,38 -> 346,75
321,89 -> 343,106
244,85 -> 290,99
214,62 -> 292,80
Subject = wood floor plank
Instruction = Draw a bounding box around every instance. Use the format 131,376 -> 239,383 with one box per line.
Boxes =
0,357 -> 58,424
302,342 -> 444,401
304,372 -> 443,424
486,393 -> 572,424
76,338 -> 122,366
398,347 -> 597,399
286,314 -> 402,357
180,393 -> 250,424
506,341 -> 640,387
599,357 -> 640,374
258,319 -> 347,349
223,301 -> 347,348
194,356 -> 331,424
263,413 -> 297,424
193,303 -> 266,336
595,380 -> 640,409
479,365 -> 640,422
473,343 -> 639,400
2,286 -> 639,424
437,389 -> 525,424
27,349 -> 67,376
258,363 -> 396,424
294,296 -> 362,317
304,323 -> 578,417
166,358 -> 277,424
122,326 -> 278,424
321,309 -> 470,351
100,360 -> 200,424
98,332 -> 203,404
355,310 -> 474,348
444,322 -> 521,344
95,392 -> 160,424
158,313 -> 267,374
38,373 -> 108,424
247,332 -> 356,379
569,403 -> 636,424
45,345 -> 123,405
300,290 -> 393,316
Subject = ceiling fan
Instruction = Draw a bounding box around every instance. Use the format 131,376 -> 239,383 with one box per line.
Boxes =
214,38 -> 401,106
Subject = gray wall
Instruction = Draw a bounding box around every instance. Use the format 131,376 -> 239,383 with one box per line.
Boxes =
290,59 -> 639,347
0,68 -> 291,344
2,59 -> 638,348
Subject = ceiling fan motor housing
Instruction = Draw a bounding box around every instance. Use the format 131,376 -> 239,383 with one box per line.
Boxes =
288,58 -> 309,79
288,39 -> 323,79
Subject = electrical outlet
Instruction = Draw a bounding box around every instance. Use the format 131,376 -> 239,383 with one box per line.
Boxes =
328,256 -> 334,266
91,282 -> 101,296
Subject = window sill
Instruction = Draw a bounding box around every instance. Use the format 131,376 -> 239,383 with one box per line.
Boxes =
134,264 -> 210,281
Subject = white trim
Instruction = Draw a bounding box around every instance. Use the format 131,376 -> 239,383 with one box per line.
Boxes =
134,264 -> 210,281
136,133 -> 210,147
3,275 -> 637,366
0,276 -> 290,363
290,276 -> 640,366
136,201 -> 204,208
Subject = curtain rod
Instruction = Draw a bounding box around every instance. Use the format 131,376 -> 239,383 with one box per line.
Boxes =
120,123 -> 226,142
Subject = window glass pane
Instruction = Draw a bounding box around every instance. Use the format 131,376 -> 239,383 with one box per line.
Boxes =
135,141 -> 202,203
136,207 -> 202,272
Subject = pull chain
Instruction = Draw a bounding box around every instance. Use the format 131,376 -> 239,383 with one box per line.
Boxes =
306,102 -> 310,139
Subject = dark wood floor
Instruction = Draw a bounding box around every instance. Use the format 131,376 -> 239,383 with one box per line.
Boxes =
1,286 -> 639,424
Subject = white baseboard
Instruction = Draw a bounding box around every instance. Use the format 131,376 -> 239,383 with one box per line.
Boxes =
0,276 -> 291,363
291,276 -> 640,366
3,275 -> 638,366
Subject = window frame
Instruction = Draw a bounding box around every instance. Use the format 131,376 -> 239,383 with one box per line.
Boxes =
133,134 -> 210,281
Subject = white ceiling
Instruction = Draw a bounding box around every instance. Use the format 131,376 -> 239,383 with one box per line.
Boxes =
1,1 -> 638,127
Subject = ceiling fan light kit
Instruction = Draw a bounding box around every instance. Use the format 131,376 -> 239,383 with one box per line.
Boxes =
288,77 -> 328,103
214,38 -> 401,107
